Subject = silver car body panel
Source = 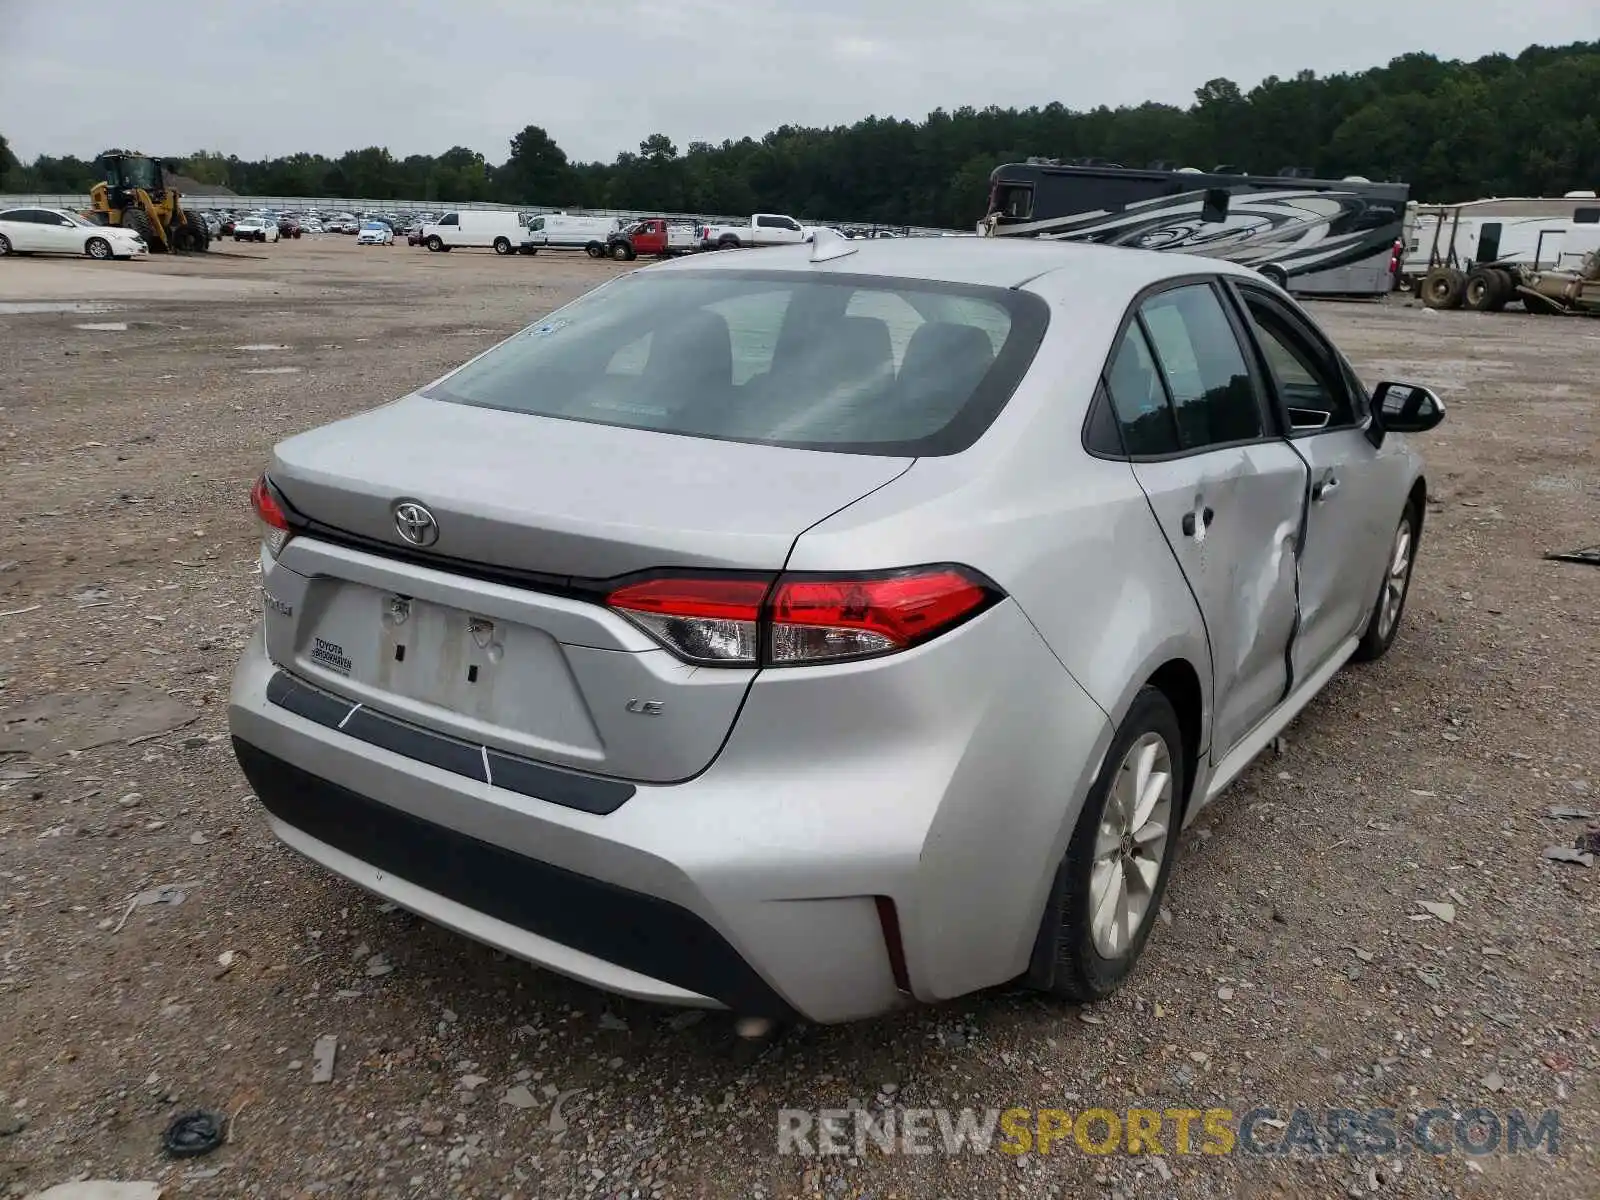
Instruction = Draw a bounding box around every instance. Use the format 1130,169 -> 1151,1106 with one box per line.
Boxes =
232,238 -> 1430,1021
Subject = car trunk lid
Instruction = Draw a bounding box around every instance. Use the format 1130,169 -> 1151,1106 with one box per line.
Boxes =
260,394 -> 911,783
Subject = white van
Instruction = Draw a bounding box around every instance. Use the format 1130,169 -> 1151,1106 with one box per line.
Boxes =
519,214 -> 624,258
420,211 -> 527,254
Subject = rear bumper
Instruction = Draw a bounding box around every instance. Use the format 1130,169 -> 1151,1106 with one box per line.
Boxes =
229,595 -> 1112,1022
234,738 -> 793,1015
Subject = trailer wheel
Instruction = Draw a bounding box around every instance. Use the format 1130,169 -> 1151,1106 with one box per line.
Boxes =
1420,267 -> 1466,310
1463,269 -> 1500,312
1491,269 -> 1515,309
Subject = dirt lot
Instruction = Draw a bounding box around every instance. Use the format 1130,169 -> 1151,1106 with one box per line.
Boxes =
0,238 -> 1596,1200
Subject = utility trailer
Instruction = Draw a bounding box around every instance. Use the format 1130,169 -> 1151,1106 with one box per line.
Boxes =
1400,193 -> 1600,292
1418,216 -> 1600,316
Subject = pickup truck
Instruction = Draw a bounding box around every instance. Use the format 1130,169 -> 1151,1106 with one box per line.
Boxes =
607,218 -> 698,261
698,213 -> 808,250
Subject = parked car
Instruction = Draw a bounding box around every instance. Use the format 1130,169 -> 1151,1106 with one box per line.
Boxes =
406,226 -> 427,247
356,221 -> 395,246
422,210 -> 528,254
699,213 -> 808,250
605,218 -> 698,261
519,213 -> 623,258
232,218 -> 280,243
233,239 -> 1443,1024
278,217 -> 303,239
0,206 -> 147,259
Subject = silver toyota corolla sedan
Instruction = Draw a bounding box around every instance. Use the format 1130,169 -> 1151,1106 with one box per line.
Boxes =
230,236 -> 1443,1023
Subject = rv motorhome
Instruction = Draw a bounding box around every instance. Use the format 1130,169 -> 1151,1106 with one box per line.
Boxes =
981,160 -> 1409,297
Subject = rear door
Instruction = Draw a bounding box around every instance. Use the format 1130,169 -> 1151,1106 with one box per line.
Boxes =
1228,282 -> 1396,681
2,210 -> 46,252
1107,280 -> 1308,758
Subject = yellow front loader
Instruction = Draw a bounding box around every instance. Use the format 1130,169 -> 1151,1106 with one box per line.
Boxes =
83,150 -> 210,252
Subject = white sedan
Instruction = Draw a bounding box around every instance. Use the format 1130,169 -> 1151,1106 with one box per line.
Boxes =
356,221 -> 394,246
233,218 -> 280,244
0,207 -> 147,260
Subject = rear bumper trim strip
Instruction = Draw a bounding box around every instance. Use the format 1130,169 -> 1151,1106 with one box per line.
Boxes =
264,669 -> 635,815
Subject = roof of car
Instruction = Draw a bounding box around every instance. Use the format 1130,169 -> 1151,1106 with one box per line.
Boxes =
652,235 -> 1263,292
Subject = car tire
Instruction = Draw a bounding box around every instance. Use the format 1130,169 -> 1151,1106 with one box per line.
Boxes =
610,242 -> 634,261
1352,501 -> 1420,663
1420,267 -> 1466,310
85,237 -> 113,260
1035,686 -> 1185,1003
718,237 -> 741,251
493,237 -> 512,255
427,236 -> 443,252
0,233 -> 12,256
1258,263 -> 1289,289
585,242 -> 604,259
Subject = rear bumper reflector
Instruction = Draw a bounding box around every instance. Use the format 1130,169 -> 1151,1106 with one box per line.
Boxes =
264,669 -> 635,816
234,738 -> 797,1019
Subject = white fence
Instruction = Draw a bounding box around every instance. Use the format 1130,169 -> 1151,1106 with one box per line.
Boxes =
0,193 -> 952,238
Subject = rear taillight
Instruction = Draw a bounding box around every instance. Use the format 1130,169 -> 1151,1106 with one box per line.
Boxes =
605,576 -> 767,665
250,474 -> 292,557
606,566 -> 1000,667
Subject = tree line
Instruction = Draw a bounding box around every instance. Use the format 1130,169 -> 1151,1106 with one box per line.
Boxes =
3,42 -> 1596,227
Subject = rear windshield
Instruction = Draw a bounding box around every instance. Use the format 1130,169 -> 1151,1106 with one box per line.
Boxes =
423,270 -> 1049,455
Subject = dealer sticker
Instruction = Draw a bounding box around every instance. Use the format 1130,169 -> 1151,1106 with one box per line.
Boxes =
311,637 -> 353,676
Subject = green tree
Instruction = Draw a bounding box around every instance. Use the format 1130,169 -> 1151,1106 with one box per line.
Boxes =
0,133 -> 18,189
501,125 -> 574,205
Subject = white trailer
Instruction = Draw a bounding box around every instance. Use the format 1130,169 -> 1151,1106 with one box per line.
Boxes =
1400,192 -> 1600,287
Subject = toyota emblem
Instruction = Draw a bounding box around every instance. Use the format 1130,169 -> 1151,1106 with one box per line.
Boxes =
393,500 -> 439,547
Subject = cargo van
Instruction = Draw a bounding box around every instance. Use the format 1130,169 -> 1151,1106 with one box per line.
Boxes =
420,211 -> 528,254
519,214 -> 624,258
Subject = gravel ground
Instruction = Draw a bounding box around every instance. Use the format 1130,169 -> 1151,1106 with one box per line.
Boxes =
0,239 -> 1596,1200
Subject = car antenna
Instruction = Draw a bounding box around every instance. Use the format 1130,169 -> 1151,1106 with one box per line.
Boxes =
809,227 -> 857,263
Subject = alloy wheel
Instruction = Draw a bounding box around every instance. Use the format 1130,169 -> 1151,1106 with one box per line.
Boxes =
1088,732 -> 1174,957
1377,523 -> 1413,640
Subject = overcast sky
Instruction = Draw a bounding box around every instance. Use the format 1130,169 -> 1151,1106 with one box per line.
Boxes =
3,0 -> 1597,165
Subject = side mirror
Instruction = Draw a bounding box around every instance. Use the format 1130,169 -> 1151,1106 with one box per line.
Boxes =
1366,381 -> 1445,447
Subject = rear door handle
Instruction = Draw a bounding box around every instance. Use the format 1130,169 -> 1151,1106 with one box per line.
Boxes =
1313,476 -> 1340,502
1181,507 -> 1215,537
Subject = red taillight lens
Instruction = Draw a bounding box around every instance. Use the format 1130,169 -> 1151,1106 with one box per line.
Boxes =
606,576 -> 769,664
606,566 -> 998,667
250,474 -> 291,556
770,568 -> 995,663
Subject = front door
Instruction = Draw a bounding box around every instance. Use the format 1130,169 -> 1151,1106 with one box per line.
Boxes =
1104,281 -> 1308,758
1230,284 -> 1398,682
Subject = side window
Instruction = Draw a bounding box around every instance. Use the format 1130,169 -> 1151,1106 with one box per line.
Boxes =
441,213 -> 459,226
1238,292 -> 1357,430
1138,284 -> 1262,450
1103,321 -> 1179,456
1574,207 -> 1600,225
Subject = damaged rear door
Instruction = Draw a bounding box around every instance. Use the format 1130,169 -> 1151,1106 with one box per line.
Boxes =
1103,280 -> 1308,759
